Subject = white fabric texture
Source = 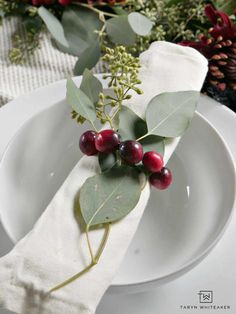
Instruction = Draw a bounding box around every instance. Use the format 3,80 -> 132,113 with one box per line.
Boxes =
0,41 -> 208,314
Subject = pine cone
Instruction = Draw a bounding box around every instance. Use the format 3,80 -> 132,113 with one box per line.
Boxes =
180,4 -> 236,102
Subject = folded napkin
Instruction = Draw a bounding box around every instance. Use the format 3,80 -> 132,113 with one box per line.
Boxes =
0,41 -> 208,314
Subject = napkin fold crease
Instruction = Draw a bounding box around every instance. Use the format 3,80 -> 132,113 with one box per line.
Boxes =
0,41 -> 208,314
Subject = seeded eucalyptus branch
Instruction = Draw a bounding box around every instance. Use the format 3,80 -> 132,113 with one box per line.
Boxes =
97,46 -> 143,128
71,46 -> 143,129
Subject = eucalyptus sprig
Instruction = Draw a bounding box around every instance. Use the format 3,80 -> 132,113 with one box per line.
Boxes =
50,45 -> 200,293
70,46 -> 143,129
97,46 -> 143,128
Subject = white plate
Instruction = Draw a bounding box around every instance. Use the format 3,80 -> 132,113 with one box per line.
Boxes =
98,100 -> 236,314
0,77 -> 235,294
1,91 -> 236,314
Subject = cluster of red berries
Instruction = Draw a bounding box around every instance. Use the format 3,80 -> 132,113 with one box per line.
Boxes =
79,129 -> 173,190
31,0 -> 71,6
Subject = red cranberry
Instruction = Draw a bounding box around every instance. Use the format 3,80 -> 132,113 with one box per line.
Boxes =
142,151 -> 164,173
95,130 -> 120,153
79,130 -> 98,156
149,167 -> 173,190
119,140 -> 143,165
58,0 -> 72,5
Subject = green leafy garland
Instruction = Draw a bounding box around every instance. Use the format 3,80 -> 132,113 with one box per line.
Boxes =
0,0 -> 212,68
125,0 -> 208,54
49,46 -> 200,292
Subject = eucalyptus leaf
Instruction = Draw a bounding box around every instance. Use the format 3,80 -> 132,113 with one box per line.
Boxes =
119,106 -> 147,140
98,152 -> 117,172
128,12 -> 153,36
119,107 -> 165,155
106,16 -> 136,46
74,41 -> 101,76
61,7 -> 102,56
80,166 -> 141,227
66,78 -> 96,122
38,6 -> 68,48
80,69 -> 103,104
140,135 -> 165,155
112,6 -> 128,16
146,91 -> 200,138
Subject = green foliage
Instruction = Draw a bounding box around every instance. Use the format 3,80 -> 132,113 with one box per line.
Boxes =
66,78 -> 96,124
128,12 -> 153,36
97,46 -> 143,128
2,0 -> 210,71
61,7 -> 102,57
74,40 -> 101,76
7,9 -> 43,64
106,15 -> 136,46
125,0 -> 208,53
98,152 -> 118,172
9,28 -> 41,64
38,6 -> 68,48
140,135 -> 165,155
67,46 -> 143,129
118,106 -> 165,154
119,106 -> 147,140
106,11 -> 153,46
80,69 -> 103,104
79,166 -> 142,227
0,0 -> 21,15
71,68 -> 103,127
145,91 -> 200,137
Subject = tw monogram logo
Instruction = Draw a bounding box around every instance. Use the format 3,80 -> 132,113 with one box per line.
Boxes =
198,291 -> 213,304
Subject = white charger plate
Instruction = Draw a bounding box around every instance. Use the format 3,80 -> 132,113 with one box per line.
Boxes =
0,77 -> 235,296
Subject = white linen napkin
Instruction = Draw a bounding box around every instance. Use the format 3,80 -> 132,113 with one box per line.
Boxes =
0,41 -> 208,314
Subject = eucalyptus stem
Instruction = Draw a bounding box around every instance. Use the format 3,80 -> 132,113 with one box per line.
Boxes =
86,227 -> 95,263
72,2 -> 117,18
49,223 -> 111,293
136,133 -> 149,142
94,223 -> 111,262
110,105 -> 121,122
49,263 -> 94,293
91,121 -> 98,132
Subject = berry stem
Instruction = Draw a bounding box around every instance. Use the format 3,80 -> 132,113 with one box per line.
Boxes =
49,223 -> 111,293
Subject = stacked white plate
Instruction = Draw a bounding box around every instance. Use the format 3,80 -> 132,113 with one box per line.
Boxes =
0,77 -> 236,313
